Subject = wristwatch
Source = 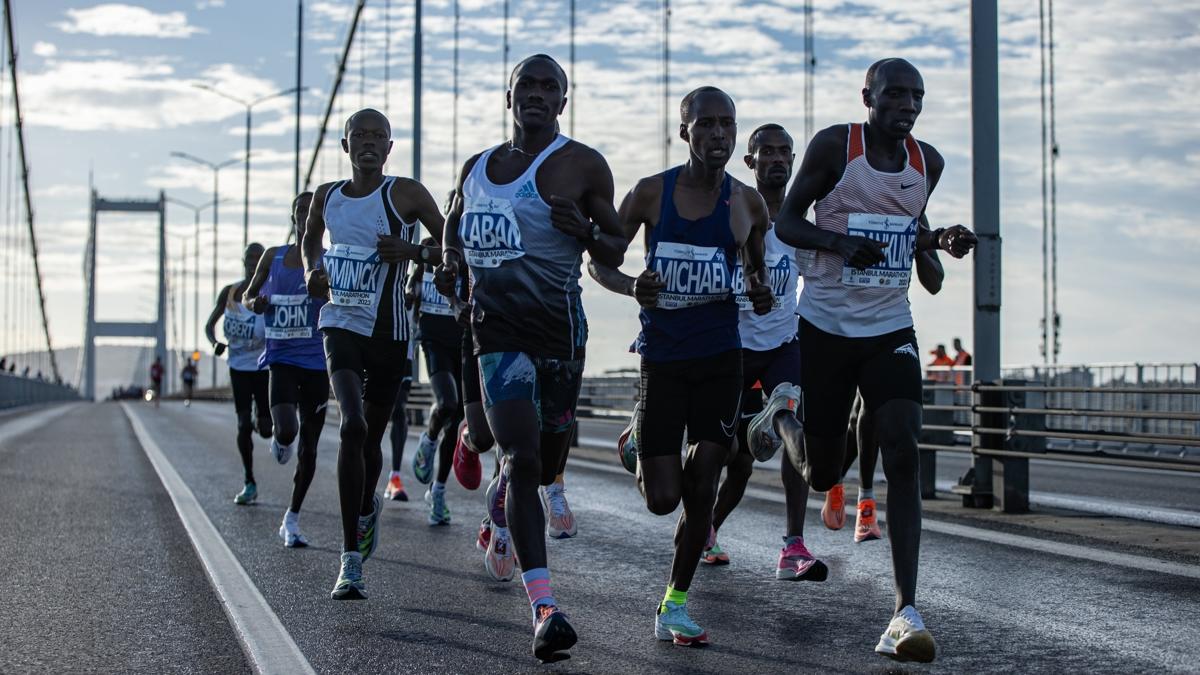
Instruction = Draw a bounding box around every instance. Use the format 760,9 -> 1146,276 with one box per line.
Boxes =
419,245 -> 431,262
589,223 -> 601,241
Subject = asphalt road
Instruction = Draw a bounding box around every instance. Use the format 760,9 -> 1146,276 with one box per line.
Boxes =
2,401 -> 1199,673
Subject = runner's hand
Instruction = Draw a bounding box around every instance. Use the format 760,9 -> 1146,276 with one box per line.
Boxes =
747,276 -> 774,316
633,269 -> 665,309
214,342 -> 227,356
304,268 -> 330,299
834,234 -> 888,270
453,299 -> 473,329
248,295 -> 269,314
938,224 -> 978,259
434,256 -> 460,297
548,195 -> 591,240
377,234 -> 417,263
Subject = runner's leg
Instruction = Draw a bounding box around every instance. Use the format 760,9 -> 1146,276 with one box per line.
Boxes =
389,382 -> 410,472
290,367 -> 328,514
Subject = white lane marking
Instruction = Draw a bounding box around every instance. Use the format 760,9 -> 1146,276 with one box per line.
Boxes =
0,403 -> 79,449
567,457 -> 1200,582
121,403 -> 316,675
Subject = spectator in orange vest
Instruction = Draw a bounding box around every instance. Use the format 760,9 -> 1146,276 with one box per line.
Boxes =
952,337 -> 972,367
927,344 -> 954,382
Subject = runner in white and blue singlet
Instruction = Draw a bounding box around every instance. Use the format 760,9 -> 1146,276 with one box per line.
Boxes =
204,243 -> 272,507
242,192 -> 330,548
302,108 -> 446,601
436,54 -> 625,663
589,86 -> 774,648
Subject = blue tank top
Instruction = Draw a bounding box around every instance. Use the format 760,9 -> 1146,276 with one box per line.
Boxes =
258,245 -> 328,370
636,167 -> 740,362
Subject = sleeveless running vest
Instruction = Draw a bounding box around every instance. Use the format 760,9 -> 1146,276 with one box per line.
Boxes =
259,245 -> 327,370
798,123 -> 928,337
318,176 -> 417,341
223,284 -> 265,372
460,134 -> 587,360
733,225 -> 802,352
637,167 -> 739,362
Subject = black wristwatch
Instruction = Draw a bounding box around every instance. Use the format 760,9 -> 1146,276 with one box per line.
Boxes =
419,245 -> 431,262
589,223 -> 601,241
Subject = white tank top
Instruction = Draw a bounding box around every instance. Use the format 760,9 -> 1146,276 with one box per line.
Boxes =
318,176 -> 418,341
797,123 -> 928,337
223,285 -> 265,371
733,225 -> 803,352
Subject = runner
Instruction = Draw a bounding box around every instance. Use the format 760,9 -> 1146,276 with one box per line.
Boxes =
699,123 -> 827,582
773,58 -> 977,663
241,191 -> 331,548
148,357 -> 164,408
302,108 -> 445,600
204,243 -> 273,506
384,294 -> 417,503
590,86 -> 774,647
180,357 -> 197,406
435,54 -> 624,661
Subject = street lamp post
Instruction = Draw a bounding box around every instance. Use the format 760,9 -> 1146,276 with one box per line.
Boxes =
166,195 -> 224,387
193,85 -> 301,249
168,153 -> 238,387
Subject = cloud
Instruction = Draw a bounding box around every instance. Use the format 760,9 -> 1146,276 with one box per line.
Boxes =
32,42 -> 57,58
55,4 -> 205,38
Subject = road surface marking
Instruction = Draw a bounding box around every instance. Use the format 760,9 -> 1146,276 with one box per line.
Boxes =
567,456 -> 1200,581
0,403 -> 78,450
121,403 -> 315,675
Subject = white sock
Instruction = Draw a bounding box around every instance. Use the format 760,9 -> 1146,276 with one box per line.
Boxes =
859,487 -> 875,502
432,481 -> 446,494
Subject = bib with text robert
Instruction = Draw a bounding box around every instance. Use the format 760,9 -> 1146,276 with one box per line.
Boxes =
461,197 -> 526,268
224,314 -> 261,348
842,213 -> 917,288
265,294 -> 317,339
651,242 -> 732,310
324,243 -> 382,307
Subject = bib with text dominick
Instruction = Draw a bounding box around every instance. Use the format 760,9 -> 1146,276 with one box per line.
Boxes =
841,213 -> 917,288
460,196 -> 526,268
265,294 -> 317,339
651,241 -> 733,310
324,243 -> 382,306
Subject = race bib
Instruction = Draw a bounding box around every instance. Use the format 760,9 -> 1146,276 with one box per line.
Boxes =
223,314 -> 260,347
324,243 -> 382,307
420,271 -> 454,317
841,213 -> 916,288
265,294 -> 316,339
650,242 -> 732,310
732,253 -> 789,311
461,196 -> 525,268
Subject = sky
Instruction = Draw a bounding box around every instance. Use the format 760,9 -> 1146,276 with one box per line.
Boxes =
2,0 -> 1198,378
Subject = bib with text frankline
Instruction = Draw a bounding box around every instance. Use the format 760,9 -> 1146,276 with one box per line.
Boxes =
461,196 -> 525,268
325,243 -> 382,307
841,213 -> 917,288
651,241 -> 733,310
265,294 -> 317,339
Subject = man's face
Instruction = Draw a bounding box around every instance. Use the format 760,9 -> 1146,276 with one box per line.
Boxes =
745,128 -> 795,189
244,247 -> 263,274
292,194 -> 313,239
507,59 -> 566,132
864,64 -> 924,139
342,111 -> 392,171
681,92 -> 736,169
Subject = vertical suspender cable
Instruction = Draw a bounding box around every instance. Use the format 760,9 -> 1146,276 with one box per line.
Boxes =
1038,0 -> 1049,363
412,0 -> 422,182
383,0 -> 390,113
502,0 -> 509,142
0,23 -> 7,361
662,0 -> 670,169
451,0 -> 459,177
303,0 -> 366,191
294,0 -> 302,195
359,11 -> 366,110
804,0 -> 814,142
1048,0 -> 1059,363
569,0 -> 575,138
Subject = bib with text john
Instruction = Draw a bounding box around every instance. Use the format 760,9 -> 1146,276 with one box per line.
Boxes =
651,242 -> 732,310
461,196 -> 525,268
325,243 -> 382,307
842,213 -> 917,288
732,253 -> 789,312
265,294 -> 317,339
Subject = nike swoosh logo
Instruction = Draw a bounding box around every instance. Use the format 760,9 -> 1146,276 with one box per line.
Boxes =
719,391 -> 744,436
900,182 -> 918,189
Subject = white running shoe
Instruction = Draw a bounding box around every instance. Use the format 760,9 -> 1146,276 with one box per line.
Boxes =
484,524 -> 515,582
278,511 -> 308,548
541,483 -> 578,539
875,605 -> 936,663
746,383 -> 802,462
271,437 -> 295,465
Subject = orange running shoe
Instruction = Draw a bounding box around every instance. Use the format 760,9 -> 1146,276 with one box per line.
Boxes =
384,473 -> 408,502
854,498 -> 882,542
821,484 -> 846,530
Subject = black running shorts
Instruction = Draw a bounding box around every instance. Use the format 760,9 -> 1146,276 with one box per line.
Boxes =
230,368 -> 269,418
322,327 -> 409,406
268,363 -> 330,413
636,349 -> 743,458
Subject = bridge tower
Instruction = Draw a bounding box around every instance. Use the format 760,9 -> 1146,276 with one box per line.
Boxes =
81,191 -> 168,400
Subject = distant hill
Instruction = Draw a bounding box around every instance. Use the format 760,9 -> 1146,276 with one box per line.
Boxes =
3,345 -> 232,400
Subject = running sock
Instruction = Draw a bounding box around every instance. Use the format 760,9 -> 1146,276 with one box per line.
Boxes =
660,584 -> 687,613
521,568 -> 556,623
859,487 -> 875,503
390,470 -> 401,479
432,481 -> 446,495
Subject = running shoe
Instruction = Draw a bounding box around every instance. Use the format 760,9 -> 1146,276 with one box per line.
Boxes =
233,481 -> 257,505
452,420 -> 482,490
541,483 -> 577,539
331,551 -> 366,600
278,514 -> 308,548
746,383 -> 802,462
476,515 -> 492,551
270,437 -> 294,465
854,498 -> 883,542
616,401 -> 641,474
426,488 -> 451,526
875,605 -> 936,663
384,473 -> 409,502
412,432 -> 436,485
532,605 -> 578,662
487,460 -> 509,527
822,483 -> 846,530
701,527 -> 729,565
776,536 -> 828,581
655,601 -> 708,647
485,524 -> 516,581
357,492 -> 382,562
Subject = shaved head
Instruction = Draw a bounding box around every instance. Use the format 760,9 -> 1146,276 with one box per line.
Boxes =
344,108 -> 391,139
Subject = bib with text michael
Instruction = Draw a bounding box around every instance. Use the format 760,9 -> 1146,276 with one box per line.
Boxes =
460,196 -> 526,268
732,253 -> 789,312
324,243 -> 382,307
651,241 -> 732,310
841,213 -> 916,288
420,271 -> 455,317
265,294 -> 318,339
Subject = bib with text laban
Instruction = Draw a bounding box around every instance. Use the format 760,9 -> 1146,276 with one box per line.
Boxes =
650,241 -> 733,310
324,243 -> 382,306
841,213 -> 917,288
420,271 -> 455,317
461,196 -> 526,268
732,253 -> 789,312
265,294 -> 317,339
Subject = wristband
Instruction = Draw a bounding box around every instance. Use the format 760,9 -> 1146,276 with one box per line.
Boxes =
929,227 -> 947,251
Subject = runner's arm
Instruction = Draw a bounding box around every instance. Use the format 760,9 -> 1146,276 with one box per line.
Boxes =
380,179 -> 446,265
740,187 -> 774,315
586,177 -> 657,298
913,146 -> 976,257
241,246 -> 275,313
204,284 -> 232,347
915,221 -> 944,294
436,155 -> 482,297
550,148 -> 626,269
302,184 -> 331,298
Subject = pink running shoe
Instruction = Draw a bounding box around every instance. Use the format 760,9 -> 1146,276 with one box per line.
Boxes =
776,536 -> 828,581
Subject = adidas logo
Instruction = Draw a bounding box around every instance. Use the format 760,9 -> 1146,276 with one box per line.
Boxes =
513,181 -> 539,199
894,343 -> 919,360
